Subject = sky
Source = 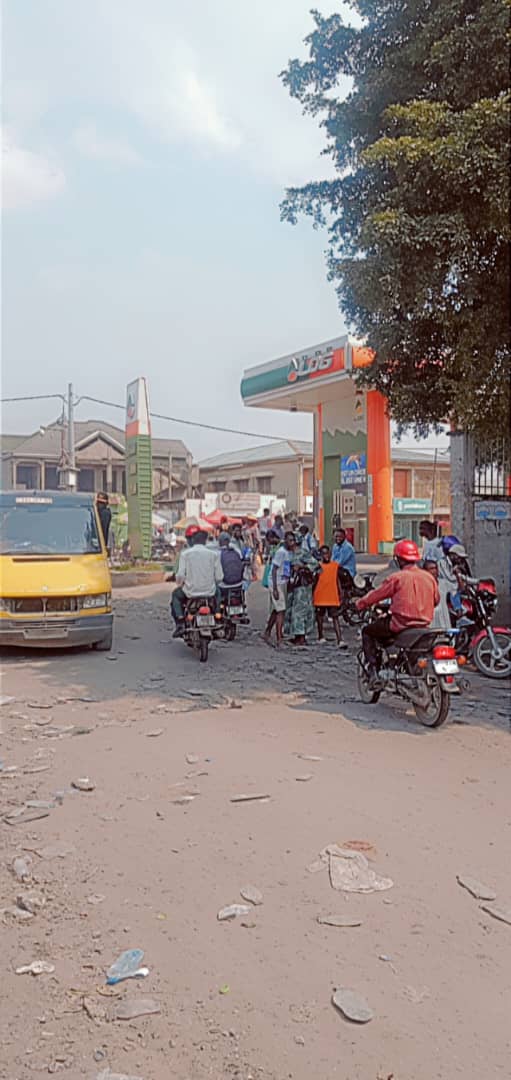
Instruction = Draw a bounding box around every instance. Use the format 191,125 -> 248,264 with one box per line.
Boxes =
2,0 -> 447,459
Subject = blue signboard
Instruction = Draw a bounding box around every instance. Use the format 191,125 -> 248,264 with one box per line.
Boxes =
341,452 -> 367,488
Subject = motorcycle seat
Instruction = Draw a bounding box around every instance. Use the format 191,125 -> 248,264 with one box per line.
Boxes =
392,627 -> 440,649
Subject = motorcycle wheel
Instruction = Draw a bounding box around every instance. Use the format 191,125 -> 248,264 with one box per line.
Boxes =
225,622 -> 237,642
199,638 -> 209,663
357,659 -> 381,704
473,630 -> 511,679
413,675 -> 449,727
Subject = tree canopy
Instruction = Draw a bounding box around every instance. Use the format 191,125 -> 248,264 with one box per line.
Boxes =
281,0 -> 510,438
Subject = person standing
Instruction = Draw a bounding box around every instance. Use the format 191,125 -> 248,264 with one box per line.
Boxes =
284,545 -> 318,646
299,523 -> 318,555
331,528 -> 357,579
272,514 -> 285,541
313,545 -> 347,648
96,493 -> 111,550
263,531 -> 295,647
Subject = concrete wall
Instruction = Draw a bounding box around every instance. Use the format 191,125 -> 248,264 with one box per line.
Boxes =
451,431 -> 511,620
199,460 -> 305,512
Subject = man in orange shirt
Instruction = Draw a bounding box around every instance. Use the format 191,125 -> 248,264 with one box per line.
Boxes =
313,545 -> 348,649
356,539 -> 440,685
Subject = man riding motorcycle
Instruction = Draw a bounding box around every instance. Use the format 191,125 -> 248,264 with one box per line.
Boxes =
171,527 -> 224,638
356,539 -> 440,687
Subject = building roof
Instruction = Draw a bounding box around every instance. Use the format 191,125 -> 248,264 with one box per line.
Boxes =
392,447 -> 450,465
1,420 -> 189,460
199,440 -> 314,471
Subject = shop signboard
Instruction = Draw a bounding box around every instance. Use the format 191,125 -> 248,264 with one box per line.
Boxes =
393,497 -> 431,516
341,453 -> 367,494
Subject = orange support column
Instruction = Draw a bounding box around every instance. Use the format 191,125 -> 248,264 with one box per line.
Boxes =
367,390 -> 392,554
315,403 -> 325,544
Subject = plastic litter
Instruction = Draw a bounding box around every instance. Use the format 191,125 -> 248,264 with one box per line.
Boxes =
230,793 -> 271,803
218,904 -> 252,921
480,903 -> 511,926
35,843 -> 75,859
457,874 -> 497,901
114,997 -> 160,1020
312,845 -> 393,893
16,961 -> 55,976
295,774 -> 313,782
17,892 -> 45,914
297,754 -> 323,762
146,729 -> 164,738
317,915 -> 362,927
96,1070 -> 143,1080
4,806 -> 51,826
186,753 -> 199,764
106,949 -> 149,985
12,856 -> 32,882
332,987 -> 373,1023
240,885 -> 263,906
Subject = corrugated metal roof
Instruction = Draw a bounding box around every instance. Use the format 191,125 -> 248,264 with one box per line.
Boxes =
391,447 -> 450,465
199,440 -> 314,470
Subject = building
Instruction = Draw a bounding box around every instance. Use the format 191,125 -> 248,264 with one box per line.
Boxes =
199,438 -> 450,541
1,419 -> 193,514
198,440 -> 314,514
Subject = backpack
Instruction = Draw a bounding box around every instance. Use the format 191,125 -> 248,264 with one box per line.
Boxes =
220,547 -> 244,585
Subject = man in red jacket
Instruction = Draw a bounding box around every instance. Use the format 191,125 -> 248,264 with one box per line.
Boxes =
356,539 -> 440,686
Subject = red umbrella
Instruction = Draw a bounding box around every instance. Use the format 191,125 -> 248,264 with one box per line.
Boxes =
204,509 -> 230,527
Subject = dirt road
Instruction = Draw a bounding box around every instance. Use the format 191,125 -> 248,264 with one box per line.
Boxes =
1,584 -> 509,1080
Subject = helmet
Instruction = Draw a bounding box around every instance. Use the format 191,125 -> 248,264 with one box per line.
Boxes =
394,539 -> 420,563
441,534 -> 462,554
185,525 -> 200,539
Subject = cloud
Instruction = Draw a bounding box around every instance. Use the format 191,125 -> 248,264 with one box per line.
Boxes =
1,127 -> 65,210
72,123 -> 143,165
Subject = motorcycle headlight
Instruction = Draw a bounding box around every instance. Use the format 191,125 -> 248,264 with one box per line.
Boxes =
0,597 -> 13,612
81,593 -> 110,609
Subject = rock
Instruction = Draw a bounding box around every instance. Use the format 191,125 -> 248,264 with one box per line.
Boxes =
71,777 -> 95,791
17,892 -> 45,914
16,961 -> 55,976
480,903 -> 511,926
217,904 -> 252,921
114,998 -> 161,1021
240,885 -> 263,906
317,915 -> 362,928
295,774 -> 313,782
145,729 -> 164,738
457,874 -> 497,901
186,754 -> 199,764
332,987 -> 373,1023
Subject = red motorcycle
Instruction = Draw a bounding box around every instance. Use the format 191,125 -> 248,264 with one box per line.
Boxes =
448,576 -> 511,679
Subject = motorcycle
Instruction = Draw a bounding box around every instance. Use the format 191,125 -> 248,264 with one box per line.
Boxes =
357,607 -> 464,727
182,596 -> 222,663
338,569 -> 377,626
448,576 -> 511,679
219,583 -> 250,641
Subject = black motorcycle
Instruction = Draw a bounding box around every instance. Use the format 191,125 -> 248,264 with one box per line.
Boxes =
357,607 -> 463,727
219,583 -> 250,641
338,569 -> 377,626
182,596 -> 222,662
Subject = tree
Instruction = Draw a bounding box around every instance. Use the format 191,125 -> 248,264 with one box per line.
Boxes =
281,1 -> 510,438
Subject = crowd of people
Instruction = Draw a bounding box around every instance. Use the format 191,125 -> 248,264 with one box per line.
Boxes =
169,509 -> 473,674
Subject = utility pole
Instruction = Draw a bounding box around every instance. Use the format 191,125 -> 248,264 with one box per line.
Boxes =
168,451 -> 173,507
58,384 -> 78,490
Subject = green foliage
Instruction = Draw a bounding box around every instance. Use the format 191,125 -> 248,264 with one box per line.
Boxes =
281,1 -> 510,438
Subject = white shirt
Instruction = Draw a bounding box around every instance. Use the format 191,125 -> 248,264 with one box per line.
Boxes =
177,545 -> 224,598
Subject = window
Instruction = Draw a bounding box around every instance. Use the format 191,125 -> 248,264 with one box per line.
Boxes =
121,471 -> 127,496
0,501 -> 101,555
234,478 -> 249,492
102,469 -> 108,492
434,470 -> 450,507
112,471 -> 118,494
256,476 -> 272,494
45,466 -> 59,491
210,480 -> 226,492
78,468 -> 95,492
302,467 -> 313,497
413,469 -> 434,500
393,468 -> 411,498
16,463 -> 39,489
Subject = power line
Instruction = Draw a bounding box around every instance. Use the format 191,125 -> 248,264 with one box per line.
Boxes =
79,395 -> 294,442
2,391 -> 300,443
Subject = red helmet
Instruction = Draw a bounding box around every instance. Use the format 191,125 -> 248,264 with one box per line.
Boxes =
185,525 -> 200,539
394,539 -> 420,563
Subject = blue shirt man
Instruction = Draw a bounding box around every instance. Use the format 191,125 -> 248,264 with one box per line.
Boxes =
331,528 -> 357,578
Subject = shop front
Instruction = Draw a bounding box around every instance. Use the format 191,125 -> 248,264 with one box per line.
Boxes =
393,497 -> 432,545
241,335 -> 393,553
